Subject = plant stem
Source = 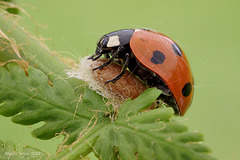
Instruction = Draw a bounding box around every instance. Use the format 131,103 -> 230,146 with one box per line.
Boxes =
0,13 -> 68,76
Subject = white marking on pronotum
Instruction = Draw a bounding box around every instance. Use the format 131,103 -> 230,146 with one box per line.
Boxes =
134,28 -> 142,32
107,35 -> 120,47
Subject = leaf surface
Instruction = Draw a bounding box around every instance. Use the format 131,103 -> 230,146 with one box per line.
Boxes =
0,63 -> 108,145
54,88 -> 215,160
90,88 -> 215,160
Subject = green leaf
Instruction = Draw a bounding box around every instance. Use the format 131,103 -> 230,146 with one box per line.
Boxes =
92,90 -> 214,160
0,65 -> 214,160
54,88 -> 215,160
0,140 -> 47,160
0,12 -> 70,78
118,88 -> 162,118
0,63 -> 108,145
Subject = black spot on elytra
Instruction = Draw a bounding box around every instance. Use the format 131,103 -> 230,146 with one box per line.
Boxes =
151,50 -> 165,64
172,43 -> 182,57
182,82 -> 192,97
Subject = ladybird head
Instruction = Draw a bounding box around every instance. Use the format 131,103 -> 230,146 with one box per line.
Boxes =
95,36 -> 109,55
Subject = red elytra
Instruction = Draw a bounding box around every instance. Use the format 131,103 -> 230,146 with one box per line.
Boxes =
130,29 -> 194,115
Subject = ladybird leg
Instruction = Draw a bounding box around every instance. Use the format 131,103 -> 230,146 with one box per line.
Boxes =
87,54 -> 95,60
88,53 -> 102,61
92,53 -> 104,61
92,51 -> 117,71
92,46 -> 122,71
114,59 -> 122,65
105,53 -> 130,84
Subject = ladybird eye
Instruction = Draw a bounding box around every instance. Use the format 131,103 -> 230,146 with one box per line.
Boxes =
102,39 -> 108,47
96,37 -> 104,46
172,43 -> 182,57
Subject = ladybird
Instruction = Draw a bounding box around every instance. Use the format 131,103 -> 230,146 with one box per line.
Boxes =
88,29 -> 194,115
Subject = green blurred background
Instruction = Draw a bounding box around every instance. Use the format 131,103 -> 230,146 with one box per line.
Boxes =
1,0 -> 240,159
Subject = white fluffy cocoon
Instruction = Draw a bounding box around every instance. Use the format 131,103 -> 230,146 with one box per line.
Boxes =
66,56 -> 147,109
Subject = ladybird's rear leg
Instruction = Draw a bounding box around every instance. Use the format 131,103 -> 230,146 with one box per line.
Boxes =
92,46 -> 123,71
105,53 -> 130,84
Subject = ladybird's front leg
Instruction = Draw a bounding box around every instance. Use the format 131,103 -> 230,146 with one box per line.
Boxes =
87,54 -> 95,60
92,46 -> 123,71
88,52 -> 103,61
105,53 -> 130,84
88,46 -> 105,61
88,51 -> 110,61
